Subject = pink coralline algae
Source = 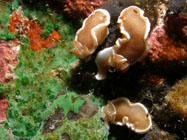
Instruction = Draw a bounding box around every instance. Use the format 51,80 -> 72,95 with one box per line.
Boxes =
63,0 -> 108,18
0,40 -> 19,83
147,14 -> 187,63
0,96 -> 8,121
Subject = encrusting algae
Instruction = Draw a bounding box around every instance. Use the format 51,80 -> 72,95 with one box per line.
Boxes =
0,0 -> 186,139
8,10 -> 61,51
165,79 -> 187,118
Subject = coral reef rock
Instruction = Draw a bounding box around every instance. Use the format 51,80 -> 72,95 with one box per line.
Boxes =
0,40 -> 19,83
147,14 -> 187,68
48,0 -> 108,18
0,96 -> 8,121
165,79 -> 187,118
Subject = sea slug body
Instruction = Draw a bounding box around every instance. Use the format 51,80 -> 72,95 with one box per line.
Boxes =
71,9 -> 110,59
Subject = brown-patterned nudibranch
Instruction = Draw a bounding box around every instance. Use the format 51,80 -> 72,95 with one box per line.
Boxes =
103,97 -> 152,134
95,6 -> 150,80
71,9 -> 110,59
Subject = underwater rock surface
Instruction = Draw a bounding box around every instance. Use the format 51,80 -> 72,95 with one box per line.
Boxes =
168,0 -> 187,13
46,0 -> 108,18
0,0 -> 186,140
147,23 -> 187,64
166,79 -> 187,118
69,0 -> 187,139
0,96 -> 8,121
0,40 -> 18,83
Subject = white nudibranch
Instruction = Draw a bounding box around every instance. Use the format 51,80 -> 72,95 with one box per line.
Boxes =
71,9 -> 110,59
103,97 -> 152,134
95,6 -> 151,80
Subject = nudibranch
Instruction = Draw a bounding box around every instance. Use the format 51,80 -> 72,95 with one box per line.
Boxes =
71,9 -> 110,59
95,6 -> 150,80
103,97 -> 152,134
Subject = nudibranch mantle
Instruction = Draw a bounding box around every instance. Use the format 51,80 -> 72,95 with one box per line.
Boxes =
71,9 -> 110,59
114,6 -> 150,64
95,6 -> 151,80
103,97 -> 152,134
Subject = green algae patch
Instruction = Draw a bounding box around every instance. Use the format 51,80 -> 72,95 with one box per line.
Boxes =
0,0 -> 108,139
0,127 -> 9,140
37,112 -> 109,140
0,84 -> 4,94
55,93 -> 85,115
0,1 -> 16,40
2,0 -> 76,138
41,92 -> 85,121
38,93 -> 109,140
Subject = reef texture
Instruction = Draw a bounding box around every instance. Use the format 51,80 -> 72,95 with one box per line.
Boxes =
69,0 -> 187,139
166,14 -> 187,44
140,73 -> 164,86
0,0 -> 186,140
0,40 -> 18,83
0,96 -> 8,121
165,79 -> 187,118
168,0 -> 187,13
0,1 -> 109,139
147,13 -> 187,67
8,11 -> 61,51
47,0 -> 108,18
